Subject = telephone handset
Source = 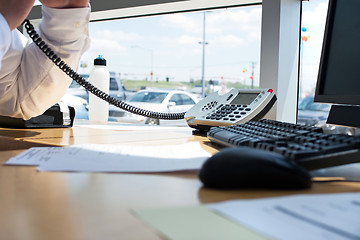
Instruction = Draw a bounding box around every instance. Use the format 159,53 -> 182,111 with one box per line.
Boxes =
185,89 -> 276,130
23,20 -> 276,130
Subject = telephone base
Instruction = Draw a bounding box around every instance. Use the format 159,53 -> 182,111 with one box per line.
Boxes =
191,129 -> 208,136
0,104 -> 75,129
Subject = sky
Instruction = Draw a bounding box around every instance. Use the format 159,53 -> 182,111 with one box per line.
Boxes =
300,0 -> 329,96
79,5 -> 263,87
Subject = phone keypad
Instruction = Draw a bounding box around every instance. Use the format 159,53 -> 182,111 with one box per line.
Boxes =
205,104 -> 252,121
201,101 -> 218,112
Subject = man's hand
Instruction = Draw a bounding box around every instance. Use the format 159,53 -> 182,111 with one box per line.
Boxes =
39,0 -> 89,8
0,0 -> 89,31
0,0 -> 35,30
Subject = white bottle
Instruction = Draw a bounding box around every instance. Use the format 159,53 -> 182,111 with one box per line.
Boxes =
88,55 -> 110,123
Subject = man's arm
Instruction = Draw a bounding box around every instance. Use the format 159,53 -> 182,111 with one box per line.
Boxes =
0,3 -> 91,119
0,0 -> 35,30
39,0 -> 89,9
0,0 -> 88,31
0,13 -> 11,71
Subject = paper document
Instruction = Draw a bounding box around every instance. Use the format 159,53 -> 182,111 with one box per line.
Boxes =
5,142 -> 211,173
134,193 -> 360,240
4,147 -> 70,166
134,206 -> 268,240
77,124 -> 192,131
209,193 -> 360,240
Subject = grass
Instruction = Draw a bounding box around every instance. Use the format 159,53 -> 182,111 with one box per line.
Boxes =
122,79 -> 258,92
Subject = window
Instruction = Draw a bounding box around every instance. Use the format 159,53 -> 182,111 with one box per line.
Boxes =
169,94 -> 183,105
110,78 -> 119,91
299,0 -> 328,99
169,93 -> 195,105
27,1 -> 264,125
129,91 -> 168,103
181,94 -> 196,105
78,4 -> 262,97
298,0 -> 329,127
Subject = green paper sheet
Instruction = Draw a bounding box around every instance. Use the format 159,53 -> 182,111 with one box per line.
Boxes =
134,205 -> 270,240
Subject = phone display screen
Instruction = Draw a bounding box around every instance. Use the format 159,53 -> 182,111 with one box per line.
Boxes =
230,92 -> 258,105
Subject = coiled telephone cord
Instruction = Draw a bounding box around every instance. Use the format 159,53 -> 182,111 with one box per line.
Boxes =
23,19 -> 186,120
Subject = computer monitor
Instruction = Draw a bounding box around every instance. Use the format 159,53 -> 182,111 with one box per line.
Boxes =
314,0 -> 360,128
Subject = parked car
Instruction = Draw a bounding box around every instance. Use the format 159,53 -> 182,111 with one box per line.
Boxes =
109,89 -> 199,125
66,72 -> 126,102
108,72 -> 127,101
298,96 -> 359,135
60,94 -> 89,119
297,96 -> 331,126
66,78 -> 88,101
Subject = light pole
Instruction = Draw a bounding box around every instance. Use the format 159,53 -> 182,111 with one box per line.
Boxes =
131,45 -> 154,85
198,12 -> 208,98
250,61 -> 256,89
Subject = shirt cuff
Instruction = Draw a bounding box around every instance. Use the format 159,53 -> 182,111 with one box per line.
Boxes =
40,4 -> 90,43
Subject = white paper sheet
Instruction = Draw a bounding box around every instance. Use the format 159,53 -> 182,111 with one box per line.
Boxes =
76,124 -> 191,131
5,142 -> 211,173
209,193 -> 360,240
4,147 -> 70,166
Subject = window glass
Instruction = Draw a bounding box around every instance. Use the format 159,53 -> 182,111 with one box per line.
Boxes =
110,78 -> 119,91
181,94 -> 196,105
298,0 -> 329,126
169,94 -> 183,105
74,4 -> 262,124
78,5 -> 262,97
299,0 -> 328,98
129,91 -> 168,103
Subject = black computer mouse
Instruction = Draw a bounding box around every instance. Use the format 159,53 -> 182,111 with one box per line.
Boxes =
199,147 -> 312,189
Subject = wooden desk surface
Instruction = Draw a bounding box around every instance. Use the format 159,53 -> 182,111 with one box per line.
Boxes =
1,122 -> 360,240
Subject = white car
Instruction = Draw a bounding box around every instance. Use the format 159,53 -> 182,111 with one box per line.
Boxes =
109,89 -> 198,125
60,94 -> 89,120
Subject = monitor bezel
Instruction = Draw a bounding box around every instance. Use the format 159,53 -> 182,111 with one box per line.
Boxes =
314,0 -> 360,105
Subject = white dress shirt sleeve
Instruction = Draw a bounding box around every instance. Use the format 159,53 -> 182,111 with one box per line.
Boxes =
0,13 -> 11,71
0,5 -> 91,120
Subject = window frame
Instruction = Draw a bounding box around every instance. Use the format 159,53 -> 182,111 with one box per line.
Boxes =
28,0 -> 262,21
27,0 -> 302,123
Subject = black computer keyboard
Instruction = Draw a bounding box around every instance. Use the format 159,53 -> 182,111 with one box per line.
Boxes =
207,119 -> 360,170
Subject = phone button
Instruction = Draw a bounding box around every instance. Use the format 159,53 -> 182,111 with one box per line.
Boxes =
226,94 -> 233,101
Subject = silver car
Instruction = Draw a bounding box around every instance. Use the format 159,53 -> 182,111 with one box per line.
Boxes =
109,89 -> 199,125
67,72 -> 126,103
298,96 -> 359,135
